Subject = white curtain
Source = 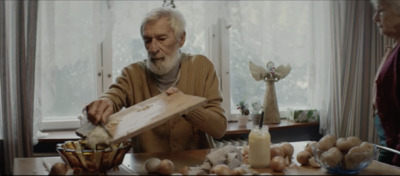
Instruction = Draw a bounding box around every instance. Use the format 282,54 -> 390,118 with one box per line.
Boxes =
327,0 -> 392,142
0,0 -> 4,142
1,0 -> 38,174
309,1 -> 333,135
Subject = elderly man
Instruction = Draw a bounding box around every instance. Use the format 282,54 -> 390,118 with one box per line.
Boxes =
85,7 -> 227,153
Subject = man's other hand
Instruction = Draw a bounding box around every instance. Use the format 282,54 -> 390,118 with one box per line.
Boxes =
165,87 -> 180,95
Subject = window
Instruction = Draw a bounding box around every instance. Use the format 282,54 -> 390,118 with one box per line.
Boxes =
228,1 -> 315,112
36,1 -> 98,129
36,1 -> 330,130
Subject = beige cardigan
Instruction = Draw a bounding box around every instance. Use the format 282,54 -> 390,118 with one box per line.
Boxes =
100,53 -> 227,153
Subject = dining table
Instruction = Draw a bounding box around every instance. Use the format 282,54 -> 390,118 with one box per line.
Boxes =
14,141 -> 400,175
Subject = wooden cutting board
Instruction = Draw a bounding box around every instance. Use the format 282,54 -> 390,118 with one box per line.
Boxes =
76,92 -> 207,144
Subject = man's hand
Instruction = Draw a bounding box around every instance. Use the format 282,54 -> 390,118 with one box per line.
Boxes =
165,87 -> 180,95
84,98 -> 113,125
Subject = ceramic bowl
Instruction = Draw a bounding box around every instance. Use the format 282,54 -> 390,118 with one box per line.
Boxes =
56,140 -> 132,173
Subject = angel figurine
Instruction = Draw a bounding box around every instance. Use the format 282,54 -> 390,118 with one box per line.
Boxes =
249,61 -> 291,124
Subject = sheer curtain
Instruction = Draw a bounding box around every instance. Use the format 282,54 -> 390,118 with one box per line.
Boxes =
0,0 -> 4,142
327,0 -> 391,142
1,0 -> 38,174
309,1 -> 333,135
0,1 -> 5,173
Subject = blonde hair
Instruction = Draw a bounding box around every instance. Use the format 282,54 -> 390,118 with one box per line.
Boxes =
140,7 -> 186,41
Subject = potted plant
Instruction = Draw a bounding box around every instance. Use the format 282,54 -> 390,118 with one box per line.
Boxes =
251,100 -> 262,125
237,100 -> 250,115
237,100 -> 250,127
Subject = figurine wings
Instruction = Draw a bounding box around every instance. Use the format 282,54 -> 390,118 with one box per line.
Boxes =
249,61 -> 291,81
274,64 -> 291,80
249,61 -> 268,81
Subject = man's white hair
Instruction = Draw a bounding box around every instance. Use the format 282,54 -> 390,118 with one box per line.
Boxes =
371,0 -> 400,15
140,7 -> 186,42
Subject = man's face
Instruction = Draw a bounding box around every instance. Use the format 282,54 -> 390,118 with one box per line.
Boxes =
373,2 -> 400,39
143,17 -> 184,75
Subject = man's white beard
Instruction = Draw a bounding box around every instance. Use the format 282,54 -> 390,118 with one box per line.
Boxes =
147,48 -> 181,75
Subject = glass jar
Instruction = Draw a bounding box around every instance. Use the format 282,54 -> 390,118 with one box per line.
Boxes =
248,125 -> 271,168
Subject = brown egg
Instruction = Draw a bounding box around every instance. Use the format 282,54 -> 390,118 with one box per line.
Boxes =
305,141 -> 318,154
270,156 -> 286,172
320,147 -> 343,168
49,162 -> 67,176
336,136 -> 362,152
158,159 -> 175,175
270,144 -> 285,158
144,157 -> 161,173
360,142 -> 374,152
343,145 -> 372,170
317,134 -> 336,151
296,150 -> 312,165
280,142 -> 294,159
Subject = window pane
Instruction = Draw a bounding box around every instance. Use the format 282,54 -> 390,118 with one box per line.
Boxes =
36,1 -> 97,118
111,2 -> 153,78
229,1 -> 313,112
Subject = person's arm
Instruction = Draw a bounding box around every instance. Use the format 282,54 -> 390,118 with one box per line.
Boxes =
100,67 -> 136,113
86,98 -> 114,125
88,64 -> 180,125
184,102 -> 227,139
86,65 -> 136,125
183,58 -> 227,139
